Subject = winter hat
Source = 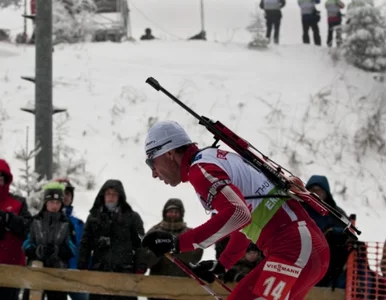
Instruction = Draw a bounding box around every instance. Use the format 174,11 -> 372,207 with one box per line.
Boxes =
54,178 -> 75,204
145,121 -> 192,159
43,182 -> 65,203
162,198 -> 185,221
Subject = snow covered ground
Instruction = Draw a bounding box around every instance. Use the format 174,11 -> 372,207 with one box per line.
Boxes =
1,38 -> 385,243
0,0 -> 386,298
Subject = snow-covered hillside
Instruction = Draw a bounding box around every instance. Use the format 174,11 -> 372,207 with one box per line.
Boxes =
0,0 -> 386,269
1,0 -> 330,44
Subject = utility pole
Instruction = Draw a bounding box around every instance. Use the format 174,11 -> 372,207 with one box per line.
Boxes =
34,0 -> 53,180
23,0 -> 27,40
200,0 -> 205,33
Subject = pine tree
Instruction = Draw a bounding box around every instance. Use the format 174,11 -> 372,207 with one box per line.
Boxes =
52,113 -> 95,190
246,11 -> 269,49
53,0 -> 97,43
341,0 -> 386,72
0,0 -> 21,9
11,127 -> 47,215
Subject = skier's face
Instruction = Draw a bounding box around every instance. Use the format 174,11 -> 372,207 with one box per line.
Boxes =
151,151 -> 182,187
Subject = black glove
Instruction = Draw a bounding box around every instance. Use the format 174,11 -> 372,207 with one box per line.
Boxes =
223,268 -> 245,283
189,260 -> 225,283
0,210 -> 9,225
141,230 -> 179,257
36,244 -> 57,260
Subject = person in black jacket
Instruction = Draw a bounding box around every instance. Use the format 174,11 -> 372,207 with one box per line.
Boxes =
78,179 -> 147,300
23,182 -> 76,300
260,0 -> 286,44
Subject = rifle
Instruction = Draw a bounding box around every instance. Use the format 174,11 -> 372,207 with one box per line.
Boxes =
145,77 -> 361,240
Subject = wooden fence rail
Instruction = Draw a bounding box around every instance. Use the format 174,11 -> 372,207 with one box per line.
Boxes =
0,261 -> 345,300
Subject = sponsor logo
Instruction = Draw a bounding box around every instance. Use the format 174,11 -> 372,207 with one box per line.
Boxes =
216,149 -> 228,160
265,197 -> 280,210
155,239 -> 171,244
263,261 -> 301,278
145,140 -> 156,147
254,180 -> 271,196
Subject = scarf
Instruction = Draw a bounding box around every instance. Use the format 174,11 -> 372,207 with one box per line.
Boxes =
158,220 -> 187,234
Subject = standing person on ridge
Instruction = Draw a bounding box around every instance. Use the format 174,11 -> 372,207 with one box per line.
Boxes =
325,0 -> 345,47
260,0 -> 286,44
141,120 -> 330,300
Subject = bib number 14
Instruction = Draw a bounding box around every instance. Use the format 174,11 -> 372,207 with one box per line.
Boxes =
263,276 -> 287,300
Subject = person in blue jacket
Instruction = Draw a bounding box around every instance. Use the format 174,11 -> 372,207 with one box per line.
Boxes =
56,178 -> 89,300
303,175 -> 352,289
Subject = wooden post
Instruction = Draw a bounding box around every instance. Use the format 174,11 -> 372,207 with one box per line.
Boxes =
29,261 -> 44,300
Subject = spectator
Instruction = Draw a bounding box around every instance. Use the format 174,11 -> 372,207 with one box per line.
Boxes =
22,182 -> 76,300
259,0 -> 286,44
0,159 -> 32,300
146,198 -> 203,300
78,179 -> 147,300
219,243 -> 264,283
304,175 -> 352,289
298,0 -> 321,45
55,178 -> 88,300
140,28 -> 155,40
325,0 -> 345,47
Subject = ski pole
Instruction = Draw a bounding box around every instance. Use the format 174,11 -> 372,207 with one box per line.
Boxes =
164,253 -> 229,299
213,276 -> 233,293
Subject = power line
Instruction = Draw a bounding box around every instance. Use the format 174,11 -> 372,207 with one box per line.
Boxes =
129,0 -> 185,40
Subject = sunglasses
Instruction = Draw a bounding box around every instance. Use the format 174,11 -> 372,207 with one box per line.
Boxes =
145,140 -> 172,170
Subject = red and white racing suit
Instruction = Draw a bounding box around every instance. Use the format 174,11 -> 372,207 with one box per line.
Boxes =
178,145 -> 330,300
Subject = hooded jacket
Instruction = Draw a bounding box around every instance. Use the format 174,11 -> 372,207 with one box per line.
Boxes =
304,175 -> 352,288
78,179 -> 147,273
0,159 -> 32,265
303,175 -> 347,232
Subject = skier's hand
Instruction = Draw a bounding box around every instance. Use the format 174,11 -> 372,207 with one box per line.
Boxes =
141,230 -> 179,257
189,260 -> 225,283
223,268 -> 245,283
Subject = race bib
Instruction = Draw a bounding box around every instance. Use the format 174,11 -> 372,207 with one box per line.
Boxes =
253,256 -> 302,300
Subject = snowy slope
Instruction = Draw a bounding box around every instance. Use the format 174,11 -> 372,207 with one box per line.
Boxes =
0,0 -> 385,287
1,38 -> 385,242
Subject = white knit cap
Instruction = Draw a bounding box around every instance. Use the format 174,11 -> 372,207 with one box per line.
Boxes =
145,121 -> 192,159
